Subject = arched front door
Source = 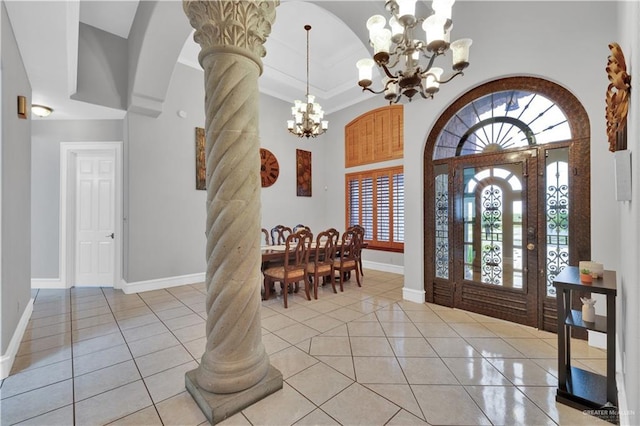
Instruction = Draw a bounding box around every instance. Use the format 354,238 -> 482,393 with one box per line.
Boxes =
424,77 -> 591,331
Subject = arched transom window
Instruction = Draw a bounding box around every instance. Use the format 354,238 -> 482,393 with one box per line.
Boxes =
433,90 -> 572,160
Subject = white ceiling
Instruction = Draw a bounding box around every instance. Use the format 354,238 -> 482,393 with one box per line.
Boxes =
6,0 -> 375,121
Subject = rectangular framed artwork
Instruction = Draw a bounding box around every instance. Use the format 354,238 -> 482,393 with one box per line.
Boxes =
296,149 -> 312,197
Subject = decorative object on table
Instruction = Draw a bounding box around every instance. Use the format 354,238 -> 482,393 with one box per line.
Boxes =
296,149 -> 312,196
356,0 -> 472,103
260,148 -> 279,187
195,127 -> 206,190
605,42 -> 631,152
287,25 -> 328,138
579,261 -> 604,279
579,269 -> 593,283
580,297 -> 597,323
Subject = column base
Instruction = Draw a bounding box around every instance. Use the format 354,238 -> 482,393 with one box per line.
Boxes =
185,365 -> 283,424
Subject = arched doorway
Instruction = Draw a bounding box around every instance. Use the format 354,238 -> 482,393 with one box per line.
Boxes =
424,77 -> 590,331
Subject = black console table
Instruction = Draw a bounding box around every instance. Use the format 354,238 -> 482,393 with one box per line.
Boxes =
553,266 -> 618,424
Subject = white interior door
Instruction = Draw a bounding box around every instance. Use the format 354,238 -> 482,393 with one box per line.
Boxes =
75,153 -> 115,287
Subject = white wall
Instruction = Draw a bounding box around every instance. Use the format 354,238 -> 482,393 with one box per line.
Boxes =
616,2 -> 639,423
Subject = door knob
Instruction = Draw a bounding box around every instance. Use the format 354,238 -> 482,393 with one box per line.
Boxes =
527,243 -> 535,250
106,233 -> 114,239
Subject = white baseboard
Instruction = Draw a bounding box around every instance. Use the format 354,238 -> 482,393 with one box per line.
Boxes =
121,272 -> 206,294
362,260 -> 404,275
31,278 -> 64,289
1,298 -> 34,379
616,336 -> 631,425
402,287 -> 425,304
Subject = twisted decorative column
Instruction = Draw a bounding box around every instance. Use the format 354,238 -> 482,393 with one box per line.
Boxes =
183,1 -> 281,422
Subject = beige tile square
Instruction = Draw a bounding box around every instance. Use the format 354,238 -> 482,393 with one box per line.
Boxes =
398,357 -> 458,385
465,385 -> 555,425
10,345 -> 72,375
76,380 -> 151,425
350,336 -> 395,356
426,337 -> 481,357
117,313 -> 162,331
262,332 -> 292,355
135,345 -> 194,377
183,336 -> 207,360
73,344 -> 132,376
380,321 -> 422,337
261,313 -> 299,332
121,321 -> 170,343
72,332 -> 125,357
269,345 -> 318,379
71,322 -> 119,343
412,384 -> 491,425
144,360 -> 198,403
465,337 -> 525,358
154,305 -> 193,320
155,391 -> 208,426
74,360 -> 140,401
309,336 -> 351,356
320,324 -> 348,337
15,405 -> 74,426
23,321 -> 70,342
109,406 -> 164,425
443,357 -> 510,385
388,337 -> 437,357
273,323 -> 320,345
218,411 -> 251,426
1,359 -> 72,399
353,356 -> 406,384
449,322 -> 498,337
365,384 -> 424,420
72,313 -> 115,331
128,331 -> 181,357
294,408 -> 340,425
503,337 -> 557,358
385,409 -> 429,425
302,315 -> 344,333
316,356 -> 355,380
517,386 -> 610,425
487,358 -> 557,386
484,321 -> 539,338
281,306 -> 322,322
242,383 -> 315,426
321,383 -> 399,425
414,322 -> 458,338
436,309 -> 478,323
326,307 -> 365,322
287,362 -> 353,405
0,380 -> 73,425
375,306 -> 411,322
163,313 -> 205,331
17,332 -> 71,356
347,321 -> 385,336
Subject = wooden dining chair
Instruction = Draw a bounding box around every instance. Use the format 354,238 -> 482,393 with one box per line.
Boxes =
306,229 -> 337,298
261,228 -> 271,246
334,228 -> 362,291
270,225 -> 292,245
293,224 -> 310,233
263,229 -> 313,308
347,224 -> 365,276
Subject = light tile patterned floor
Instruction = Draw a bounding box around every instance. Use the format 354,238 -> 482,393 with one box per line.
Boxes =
1,270 -> 609,425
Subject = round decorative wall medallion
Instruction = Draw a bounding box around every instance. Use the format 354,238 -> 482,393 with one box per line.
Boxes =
260,148 -> 279,187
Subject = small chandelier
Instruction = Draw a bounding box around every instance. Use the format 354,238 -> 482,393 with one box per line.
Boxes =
287,25 -> 328,138
356,0 -> 472,103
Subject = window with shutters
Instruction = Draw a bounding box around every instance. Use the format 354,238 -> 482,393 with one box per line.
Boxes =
346,166 -> 404,252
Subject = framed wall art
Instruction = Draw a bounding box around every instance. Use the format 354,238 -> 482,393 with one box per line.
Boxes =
296,149 -> 312,197
195,127 -> 206,190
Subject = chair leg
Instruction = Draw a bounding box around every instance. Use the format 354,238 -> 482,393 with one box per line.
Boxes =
338,269 -> 344,292
329,268 -> 337,293
355,267 -> 361,287
263,277 -> 271,300
313,272 -> 319,299
304,274 -> 317,300
283,282 -> 288,308
359,258 -> 364,276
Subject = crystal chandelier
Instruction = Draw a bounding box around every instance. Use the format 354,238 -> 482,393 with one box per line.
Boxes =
287,25 -> 328,138
356,0 -> 472,103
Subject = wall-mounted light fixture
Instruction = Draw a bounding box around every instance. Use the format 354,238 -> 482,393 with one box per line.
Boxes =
32,104 -> 53,118
17,96 -> 27,119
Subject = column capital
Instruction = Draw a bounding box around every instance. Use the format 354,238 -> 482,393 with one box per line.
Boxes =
183,0 -> 278,63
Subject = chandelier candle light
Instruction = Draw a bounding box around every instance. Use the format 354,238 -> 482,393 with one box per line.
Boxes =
356,0 -> 472,103
287,25 -> 328,138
